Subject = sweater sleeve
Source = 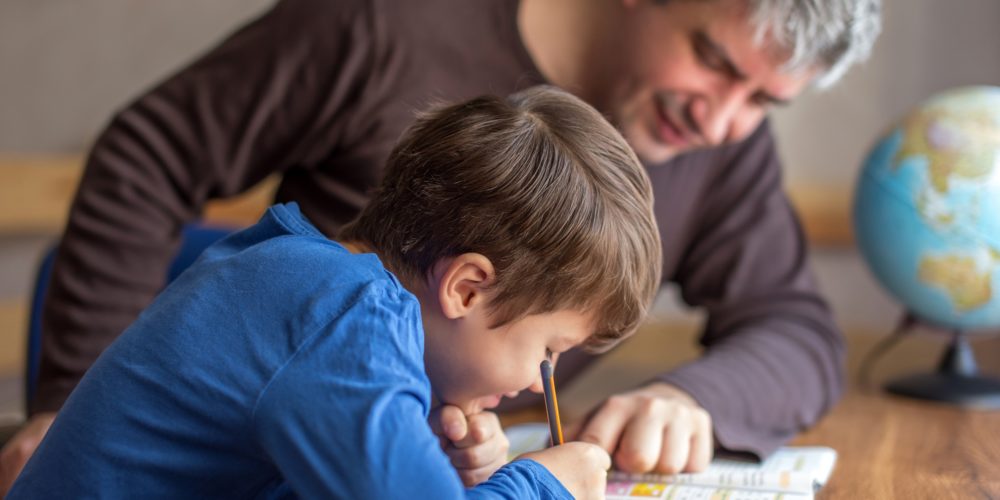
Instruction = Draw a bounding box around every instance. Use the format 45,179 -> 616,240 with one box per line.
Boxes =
32,0 -> 377,414
251,291 -> 572,500
657,122 -> 846,459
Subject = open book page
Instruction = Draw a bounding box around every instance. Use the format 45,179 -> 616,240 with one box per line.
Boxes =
606,483 -> 812,500
506,423 -> 836,499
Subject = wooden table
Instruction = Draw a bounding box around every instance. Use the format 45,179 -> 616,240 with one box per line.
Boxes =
506,321 -> 1000,499
794,387 -> 1000,498
793,329 -> 1000,499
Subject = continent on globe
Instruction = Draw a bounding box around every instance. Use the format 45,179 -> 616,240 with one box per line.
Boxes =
895,106 -> 999,194
918,253 -> 993,311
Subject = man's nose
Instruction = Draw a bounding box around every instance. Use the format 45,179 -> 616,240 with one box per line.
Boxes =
692,88 -> 745,146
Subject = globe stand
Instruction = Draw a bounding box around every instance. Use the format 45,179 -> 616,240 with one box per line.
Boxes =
884,315 -> 1000,409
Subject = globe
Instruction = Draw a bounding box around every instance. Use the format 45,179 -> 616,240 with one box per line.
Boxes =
854,86 -> 1000,332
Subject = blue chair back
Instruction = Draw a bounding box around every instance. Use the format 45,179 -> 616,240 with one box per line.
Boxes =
25,224 -> 232,410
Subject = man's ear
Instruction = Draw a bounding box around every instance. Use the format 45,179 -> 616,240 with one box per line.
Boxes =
436,253 -> 495,320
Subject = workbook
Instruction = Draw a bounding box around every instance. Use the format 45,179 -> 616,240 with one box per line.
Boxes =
506,423 -> 837,500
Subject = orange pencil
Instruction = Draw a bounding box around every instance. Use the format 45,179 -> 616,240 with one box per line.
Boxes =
540,358 -> 564,446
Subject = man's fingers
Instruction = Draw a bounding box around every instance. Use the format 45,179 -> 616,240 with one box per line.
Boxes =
576,396 -> 631,452
429,405 -> 468,442
684,409 -> 714,472
614,398 -> 672,473
655,417 -> 692,474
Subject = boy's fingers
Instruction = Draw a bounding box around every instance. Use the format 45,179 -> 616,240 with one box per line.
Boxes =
451,412 -> 499,448
579,442 -> 612,472
429,405 -> 468,442
457,460 -> 505,487
444,435 -> 503,469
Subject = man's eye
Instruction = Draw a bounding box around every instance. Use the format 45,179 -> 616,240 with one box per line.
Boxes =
750,93 -> 773,108
695,41 -> 724,72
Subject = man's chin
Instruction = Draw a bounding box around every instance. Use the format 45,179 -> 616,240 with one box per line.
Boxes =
621,126 -> 681,165
632,140 -> 681,165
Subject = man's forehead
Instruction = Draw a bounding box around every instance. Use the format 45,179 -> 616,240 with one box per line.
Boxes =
692,0 -> 788,65
688,0 -> 818,97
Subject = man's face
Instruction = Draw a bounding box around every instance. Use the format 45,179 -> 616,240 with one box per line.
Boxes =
604,0 -> 817,164
423,306 -> 593,416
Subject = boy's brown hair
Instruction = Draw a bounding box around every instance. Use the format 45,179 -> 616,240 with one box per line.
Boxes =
339,86 -> 661,351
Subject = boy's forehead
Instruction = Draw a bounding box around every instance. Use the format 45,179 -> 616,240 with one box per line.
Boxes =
509,308 -> 597,338
551,309 -> 600,344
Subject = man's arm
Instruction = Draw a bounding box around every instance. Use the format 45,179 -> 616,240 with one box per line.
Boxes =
658,121 -> 845,458
31,0 -> 373,415
569,122 -> 843,469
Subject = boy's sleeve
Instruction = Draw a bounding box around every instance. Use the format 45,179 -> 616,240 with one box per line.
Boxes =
251,292 -> 572,500
32,0 -> 377,414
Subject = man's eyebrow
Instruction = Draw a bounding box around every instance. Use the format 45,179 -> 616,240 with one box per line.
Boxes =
756,92 -> 792,107
695,30 -> 792,107
694,30 -> 745,80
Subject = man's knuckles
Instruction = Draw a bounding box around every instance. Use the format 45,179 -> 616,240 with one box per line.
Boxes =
601,394 -> 632,413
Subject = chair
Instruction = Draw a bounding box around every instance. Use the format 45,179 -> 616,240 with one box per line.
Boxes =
23,224 -> 233,412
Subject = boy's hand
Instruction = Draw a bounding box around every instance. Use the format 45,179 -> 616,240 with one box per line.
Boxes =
429,405 -> 509,486
573,382 -> 713,474
520,442 -> 610,499
0,412 -> 56,496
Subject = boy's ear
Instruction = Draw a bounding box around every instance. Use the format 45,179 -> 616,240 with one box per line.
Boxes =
436,253 -> 495,320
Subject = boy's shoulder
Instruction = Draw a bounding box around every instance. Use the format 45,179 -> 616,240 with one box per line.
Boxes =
185,203 -> 412,314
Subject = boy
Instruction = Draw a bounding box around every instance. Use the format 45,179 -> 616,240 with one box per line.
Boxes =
9,86 -> 661,498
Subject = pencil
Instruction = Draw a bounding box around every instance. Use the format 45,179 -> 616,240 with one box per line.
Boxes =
540,358 -> 564,446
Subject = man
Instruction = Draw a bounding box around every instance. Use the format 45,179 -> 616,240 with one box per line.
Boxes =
1,0 -> 881,492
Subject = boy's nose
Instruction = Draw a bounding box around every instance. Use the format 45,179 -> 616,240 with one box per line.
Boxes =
528,375 -> 545,395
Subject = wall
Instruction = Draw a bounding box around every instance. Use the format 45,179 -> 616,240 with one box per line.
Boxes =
0,0 -> 274,151
771,0 -> 1000,189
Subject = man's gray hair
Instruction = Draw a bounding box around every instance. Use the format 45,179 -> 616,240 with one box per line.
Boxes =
749,0 -> 881,88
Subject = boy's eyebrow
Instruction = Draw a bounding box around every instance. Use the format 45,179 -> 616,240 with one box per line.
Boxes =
693,30 -> 791,107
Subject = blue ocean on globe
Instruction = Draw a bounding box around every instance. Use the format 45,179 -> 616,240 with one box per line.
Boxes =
853,86 -> 1000,331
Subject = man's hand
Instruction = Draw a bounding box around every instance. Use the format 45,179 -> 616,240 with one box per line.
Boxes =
573,382 -> 713,474
429,405 -> 509,486
0,412 -> 56,495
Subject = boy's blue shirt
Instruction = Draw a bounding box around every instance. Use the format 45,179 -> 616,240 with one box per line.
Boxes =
9,203 -> 570,499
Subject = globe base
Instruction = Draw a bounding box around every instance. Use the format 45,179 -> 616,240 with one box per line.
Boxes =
886,373 -> 1000,409
881,316 -> 1000,409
